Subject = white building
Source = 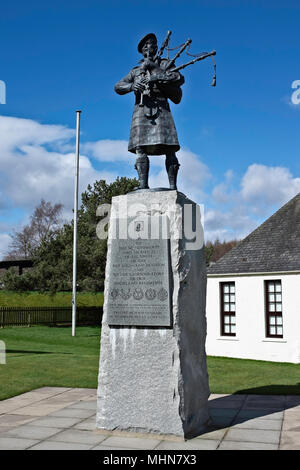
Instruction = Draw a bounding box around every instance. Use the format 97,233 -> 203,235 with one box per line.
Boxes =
206,193 -> 300,364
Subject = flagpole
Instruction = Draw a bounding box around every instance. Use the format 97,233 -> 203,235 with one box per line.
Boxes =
72,110 -> 81,337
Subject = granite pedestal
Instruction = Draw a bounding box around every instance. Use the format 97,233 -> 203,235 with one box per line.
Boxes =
96,190 -> 210,438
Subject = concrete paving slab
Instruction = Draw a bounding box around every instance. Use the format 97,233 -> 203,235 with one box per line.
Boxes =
69,401 -> 97,410
29,441 -> 93,450
224,428 -> 280,445
280,431 -> 300,450
284,407 -> 300,419
49,429 -> 107,445
0,437 -> 39,450
102,436 -> 160,450
42,397 -> 79,405
242,401 -> 284,410
11,391 -> 59,401
11,404 -> 68,416
209,408 -> 238,418
48,407 -> 95,419
74,418 -> 96,431
31,387 -> 72,395
7,425 -> 61,440
210,394 -> 246,403
208,400 -> 242,409
0,414 -> 35,427
209,417 -> 234,428
232,417 -> 282,431
219,440 -> 278,450
196,427 -> 229,440
92,445 -> 140,450
246,394 -> 286,402
84,396 -> 98,402
286,396 -> 300,406
282,419 -> 300,432
63,389 -> 96,398
237,409 -> 284,420
209,394 -> 234,400
0,426 -> 14,434
29,416 -> 82,428
155,439 -> 219,450
0,402 -> 33,414
280,443 -> 300,450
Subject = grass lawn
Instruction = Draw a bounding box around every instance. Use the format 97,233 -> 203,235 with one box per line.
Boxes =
0,326 -> 101,400
0,326 -> 299,400
0,291 -> 104,307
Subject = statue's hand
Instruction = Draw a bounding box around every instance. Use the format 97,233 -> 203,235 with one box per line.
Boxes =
132,77 -> 147,92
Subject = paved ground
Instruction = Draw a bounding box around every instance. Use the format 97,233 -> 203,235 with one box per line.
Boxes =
0,388 -> 299,450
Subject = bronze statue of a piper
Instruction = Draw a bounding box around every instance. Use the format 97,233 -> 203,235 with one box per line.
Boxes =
114,32 -> 216,190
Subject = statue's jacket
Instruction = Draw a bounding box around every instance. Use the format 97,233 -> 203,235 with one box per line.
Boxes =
115,59 -> 184,156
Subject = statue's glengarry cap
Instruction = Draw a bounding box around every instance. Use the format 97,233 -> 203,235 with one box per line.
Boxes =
138,33 -> 157,53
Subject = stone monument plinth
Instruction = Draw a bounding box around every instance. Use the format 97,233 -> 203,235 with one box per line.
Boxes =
96,190 -> 210,439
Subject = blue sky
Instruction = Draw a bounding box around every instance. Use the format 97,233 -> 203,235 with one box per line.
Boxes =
0,0 -> 300,256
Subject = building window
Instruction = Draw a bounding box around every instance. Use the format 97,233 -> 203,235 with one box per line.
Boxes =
265,280 -> 283,338
220,282 -> 236,336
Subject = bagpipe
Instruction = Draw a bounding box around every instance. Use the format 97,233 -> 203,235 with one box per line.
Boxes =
156,30 -> 216,84
139,30 -> 216,107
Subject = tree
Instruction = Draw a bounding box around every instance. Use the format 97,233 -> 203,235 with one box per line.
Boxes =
30,199 -> 63,245
5,225 -> 35,260
3,177 -> 139,292
205,238 -> 239,266
5,199 -> 63,260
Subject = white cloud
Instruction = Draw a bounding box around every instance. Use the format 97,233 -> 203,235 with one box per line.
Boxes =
241,164 -> 300,213
0,116 -> 117,211
0,116 -> 118,259
204,208 -> 258,242
148,148 -> 211,202
83,139 -> 130,162
207,163 -> 300,242
0,116 -> 74,151
0,234 -> 11,259
212,169 -> 235,204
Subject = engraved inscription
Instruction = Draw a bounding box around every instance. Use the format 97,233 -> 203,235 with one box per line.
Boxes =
107,237 -> 171,326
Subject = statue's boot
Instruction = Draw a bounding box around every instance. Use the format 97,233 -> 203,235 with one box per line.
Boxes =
166,153 -> 180,190
135,151 -> 149,189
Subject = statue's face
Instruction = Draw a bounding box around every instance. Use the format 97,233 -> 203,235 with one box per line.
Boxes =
142,39 -> 157,58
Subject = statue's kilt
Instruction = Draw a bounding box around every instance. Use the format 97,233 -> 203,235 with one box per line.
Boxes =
128,94 -> 180,155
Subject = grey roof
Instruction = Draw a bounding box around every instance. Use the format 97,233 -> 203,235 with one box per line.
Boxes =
208,192 -> 300,275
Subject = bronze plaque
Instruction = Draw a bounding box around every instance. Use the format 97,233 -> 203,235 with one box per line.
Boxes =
106,233 -> 171,326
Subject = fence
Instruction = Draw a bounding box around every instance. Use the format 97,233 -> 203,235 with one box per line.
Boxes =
0,306 -> 103,327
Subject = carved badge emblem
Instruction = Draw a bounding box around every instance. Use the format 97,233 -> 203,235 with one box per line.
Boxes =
145,288 -> 156,301
133,288 -> 144,300
120,288 -> 131,300
157,287 -> 168,301
110,288 -> 119,300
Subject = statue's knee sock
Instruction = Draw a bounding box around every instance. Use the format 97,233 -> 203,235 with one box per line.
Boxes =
165,153 -> 180,190
135,149 -> 149,189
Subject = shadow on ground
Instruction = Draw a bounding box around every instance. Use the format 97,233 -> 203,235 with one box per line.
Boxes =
203,385 -> 300,435
6,350 -> 73,355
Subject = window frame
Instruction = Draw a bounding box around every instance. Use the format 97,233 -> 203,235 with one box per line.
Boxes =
264,280 -> 283,339
220,281 -> 236,337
